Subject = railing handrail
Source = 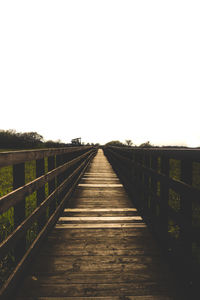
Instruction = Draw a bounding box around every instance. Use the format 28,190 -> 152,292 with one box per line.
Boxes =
0,146 -> 92,167
108,145 -> 200,161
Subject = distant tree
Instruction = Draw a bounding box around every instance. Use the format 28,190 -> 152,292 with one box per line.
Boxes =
125,139 -> 133,146
105,140 -> 124,147
139,141 -> 153,148
44,140 -> 58,148
19,132 -> 44,147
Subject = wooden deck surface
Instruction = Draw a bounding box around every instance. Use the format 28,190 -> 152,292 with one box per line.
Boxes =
16,149 -> 183,299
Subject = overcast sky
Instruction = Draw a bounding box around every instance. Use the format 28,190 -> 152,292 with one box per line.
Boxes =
0,1 -> 200,146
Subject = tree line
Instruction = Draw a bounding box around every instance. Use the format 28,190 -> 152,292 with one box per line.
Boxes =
0,130 -> 71,149
104,140 -> 190,148
105,140 -> 153,148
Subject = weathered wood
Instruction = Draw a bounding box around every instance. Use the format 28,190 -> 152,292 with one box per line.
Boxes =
13,163 -> 26,262
104,146 -> 200,297
0,155 -> 94,260
16,283 -> 174,298
16,296 -> 173,300
0,150 -> 94,214
160,156 -> 169,245
0,150 -> 96,300
48,155 -> 56,215
14,150 -> 182,299
0,146 -> 92,168
180,159 -> 193,286
36,158 -> 46,230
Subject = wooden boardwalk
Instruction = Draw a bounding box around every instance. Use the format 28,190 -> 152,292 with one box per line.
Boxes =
16,149 -> 182,299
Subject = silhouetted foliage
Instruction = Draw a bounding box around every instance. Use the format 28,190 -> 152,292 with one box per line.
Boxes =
0,129 -> 75,149
139,141 -> 153,148
105,140 -> 124,147
0,130 -> 44,149
125,139 -> 133,146
44,140 -> 69,148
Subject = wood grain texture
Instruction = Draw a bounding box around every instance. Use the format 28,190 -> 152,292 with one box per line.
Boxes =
15,149 -> 183,300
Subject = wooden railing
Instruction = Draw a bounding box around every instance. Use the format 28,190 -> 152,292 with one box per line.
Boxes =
103,145 -> 200,296
0,146 -> 97,299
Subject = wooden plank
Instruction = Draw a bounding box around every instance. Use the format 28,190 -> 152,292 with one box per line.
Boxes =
38,248 -> 159,257
58,216 -> 143,221
64,208 -> 137,212
47,227 -> 151,238
22,271 -> 172,284
55,224 -> 146,228
78,184 -> 123,187
63,209 -> 139,217
16,282 -> 174,297
82,177 -> 120,180
16,296 -> 173,300
63,212 -> 139,217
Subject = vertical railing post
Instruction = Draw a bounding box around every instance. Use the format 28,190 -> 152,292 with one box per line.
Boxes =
151,154 -> 158,230
139,152 -> 144,214
56,153 -> 64,204
160,155 -> 169,247
13,163 -> 26,262
143,151 -> 150,220
48,155 -> 56,216
36,158 -> 46,231
180,159 -> 192,287
135,152 -> 140,210
130,152 -> 136,200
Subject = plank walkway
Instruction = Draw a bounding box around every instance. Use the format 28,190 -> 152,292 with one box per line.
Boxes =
16,149 -> 183,299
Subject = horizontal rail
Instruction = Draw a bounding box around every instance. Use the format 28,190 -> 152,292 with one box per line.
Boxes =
109,148 -> 200,197
109,145 -> 200,161
0,146 -> 91,167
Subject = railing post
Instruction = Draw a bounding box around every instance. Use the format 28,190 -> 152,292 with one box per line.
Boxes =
135,152 -> 140,209
150,154 -> 158,229
143,152 -> 150,220
48,155 -> 56,216
56,153 -> 64,204
160,155 -> 169,248
13,163 -> 26,262
36,158 -> 46,231
180,159 -> 192,287
130,152 -> 135,199
139,152 -> 144,214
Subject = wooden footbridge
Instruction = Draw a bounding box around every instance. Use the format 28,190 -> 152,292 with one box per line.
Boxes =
0,146 -> 200,299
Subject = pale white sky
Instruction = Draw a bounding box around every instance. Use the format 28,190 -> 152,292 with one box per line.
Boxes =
0,1 -> 200,146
